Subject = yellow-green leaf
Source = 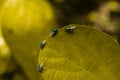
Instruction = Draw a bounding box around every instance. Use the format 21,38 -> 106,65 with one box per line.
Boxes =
1,0 -> 56,80
38,24 -> 120,80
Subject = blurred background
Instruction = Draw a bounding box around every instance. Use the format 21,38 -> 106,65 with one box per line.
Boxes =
0,0 -> 120,80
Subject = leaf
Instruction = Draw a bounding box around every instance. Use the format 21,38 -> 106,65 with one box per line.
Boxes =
1,0 -> 56,80
38,24 -> 120,80
0,21 -> 11,75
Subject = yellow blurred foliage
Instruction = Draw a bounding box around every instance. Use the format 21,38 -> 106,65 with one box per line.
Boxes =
107,1 -> 120,12
0,0 -> 56,79
88,11 -> 98,22
0,21 -> 11,75
1,0 -> 55,36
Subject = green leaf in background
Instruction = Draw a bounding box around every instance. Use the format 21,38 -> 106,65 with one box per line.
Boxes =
38,24 -> 120,80
1,0 -> 56,80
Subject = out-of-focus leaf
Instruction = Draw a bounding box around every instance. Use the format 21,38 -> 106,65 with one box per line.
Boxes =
1,0 -> 56,80
38,24 -> 120,80
88,11 -> 98,22
0,21 -> 11,75
107,1 -> 120,12
1,0 -> 55,36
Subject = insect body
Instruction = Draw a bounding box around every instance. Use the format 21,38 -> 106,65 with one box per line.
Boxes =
40,40 -> 46,49
65,26 -> 76,33
38,62 -> 43,72
50,28 -> 58,37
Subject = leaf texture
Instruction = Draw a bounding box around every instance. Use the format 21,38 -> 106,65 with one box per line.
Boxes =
38,24 -> 120,80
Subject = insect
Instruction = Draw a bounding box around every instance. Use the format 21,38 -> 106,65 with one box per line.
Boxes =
50,28 -> 58,37
38,62 -> 43,72
40,40 -> 46,49
65,26 -> 76,33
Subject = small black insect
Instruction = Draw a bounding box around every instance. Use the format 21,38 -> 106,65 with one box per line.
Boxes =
40,40 -> 46,49
38,62 -> 43,72
50,28 -> 58,37
65,26 -> 76,33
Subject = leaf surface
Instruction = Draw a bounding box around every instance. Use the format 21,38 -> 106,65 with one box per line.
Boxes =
38,24 -> 120,80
